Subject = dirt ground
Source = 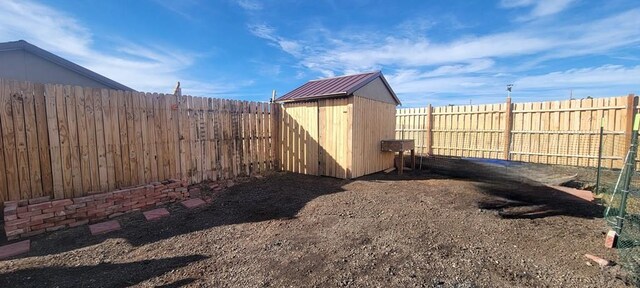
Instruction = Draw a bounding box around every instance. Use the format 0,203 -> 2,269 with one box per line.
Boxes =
0,159 -> 635,287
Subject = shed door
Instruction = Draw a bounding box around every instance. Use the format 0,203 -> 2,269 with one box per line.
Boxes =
318,98 -> 351,179
280,102 -> 319,175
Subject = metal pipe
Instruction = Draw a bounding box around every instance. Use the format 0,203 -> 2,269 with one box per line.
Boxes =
595,118 -> 604,194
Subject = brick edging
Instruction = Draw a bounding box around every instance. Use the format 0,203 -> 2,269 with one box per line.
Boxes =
3,179 -> 189,240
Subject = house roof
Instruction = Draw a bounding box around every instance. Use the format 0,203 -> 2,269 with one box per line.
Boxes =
276,71 -> 400,105
0,40 -> 134,91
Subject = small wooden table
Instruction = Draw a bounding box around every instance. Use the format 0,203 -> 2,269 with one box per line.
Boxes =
380,139 -> 415,175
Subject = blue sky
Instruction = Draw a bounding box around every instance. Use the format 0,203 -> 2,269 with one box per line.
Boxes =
0,0 -> 638,106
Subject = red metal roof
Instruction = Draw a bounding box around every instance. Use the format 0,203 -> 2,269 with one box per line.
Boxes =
276,71 -> 399,104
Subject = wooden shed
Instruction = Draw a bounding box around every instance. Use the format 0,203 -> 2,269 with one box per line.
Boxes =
276,71 -> 400,179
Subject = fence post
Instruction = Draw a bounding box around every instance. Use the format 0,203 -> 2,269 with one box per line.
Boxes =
271,102 -> 281,170
426,104 -> 433,156
503,97 -> 513,160
624,94 -> 636,149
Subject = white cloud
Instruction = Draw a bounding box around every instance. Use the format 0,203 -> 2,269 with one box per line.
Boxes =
0,0 -> 241,96
515,65 -> 640,90
247,23 -> 304,57
247,8 -> 640,106
500,0 -> 577,20
388,64 -> 640,107
235,0 -> 262,11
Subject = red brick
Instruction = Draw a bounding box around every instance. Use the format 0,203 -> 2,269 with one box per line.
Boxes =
55,210 -> 69,217
89,220 -> 120,235
93,193 -> 112,201
44,215 -> 67,223
180,198 -> 206,209
108,212 -> 124,219
4,214 -> 17,221
28,196 -> 51,205
17,206 -> 28,213
68,219 -> 89,227
131,187 -> 146,195
132,203 -> 146,209
32,222 -> 54,230
0,240 -> 30,259
5,228 -> 25,237
91,199 -> 106,205
28,202 -> 52,211
96,202 -> 115,210
31,212 -> 54,221
5,218 -> 29,227
605,230 -> 617,248
73,195 -> 95,203
42,206 -> 65,213
4,204 -> 17,215
17,199 -> 29,206
113,199 -> 127,205
66,203 -> 86,209
26,219 -> 42,227
165,182 -> 181,189
3,200 -> 18,207
18,210 -> 42,219
143,208 -> 170,221
51,199 -> 73,207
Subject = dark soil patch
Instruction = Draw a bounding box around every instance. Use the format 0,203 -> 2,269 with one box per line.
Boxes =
0,169 -> 633,287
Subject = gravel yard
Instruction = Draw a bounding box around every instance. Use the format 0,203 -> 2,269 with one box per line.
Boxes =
0,163 -> 633,287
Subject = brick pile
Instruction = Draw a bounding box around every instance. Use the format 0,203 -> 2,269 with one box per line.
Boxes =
3,179 -> 188,240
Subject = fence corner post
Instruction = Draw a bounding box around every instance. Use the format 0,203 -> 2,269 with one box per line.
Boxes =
503,97 -> 513,160
271,102 -> 281,170
624,93 -> 637,147
426,104 -> 433,156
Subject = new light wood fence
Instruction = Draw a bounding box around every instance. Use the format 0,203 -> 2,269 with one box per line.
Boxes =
397,95 -> 636,169
0,79 -> 277,203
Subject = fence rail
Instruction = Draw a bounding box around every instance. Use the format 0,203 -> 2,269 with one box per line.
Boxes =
397,95 -> 636,169
0,79 -> 276,203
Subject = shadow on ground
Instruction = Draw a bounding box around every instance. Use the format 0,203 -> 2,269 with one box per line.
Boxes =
5,173 -> 348,258
0,255 -> 207,287
2,156 -> 603,262
410,155 -> 605,220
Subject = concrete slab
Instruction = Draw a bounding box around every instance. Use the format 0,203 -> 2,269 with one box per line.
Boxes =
0,240 -> 30,260
89,220 -> 121,235
143,208 -> 170,221
180,198 -> 206,209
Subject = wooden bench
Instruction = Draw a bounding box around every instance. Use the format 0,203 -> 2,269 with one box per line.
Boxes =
380,140 -> 415,175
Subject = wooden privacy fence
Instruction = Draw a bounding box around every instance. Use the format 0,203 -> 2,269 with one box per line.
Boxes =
0,79 -> 277,203
397,94 -> 636,169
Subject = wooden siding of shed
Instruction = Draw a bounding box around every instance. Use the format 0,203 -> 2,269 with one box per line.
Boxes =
351,96 -> 395,178
279,101 -> 319,176
352,77 -> 397,105
279,96 -> 395,179
318,97 -> 352,179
